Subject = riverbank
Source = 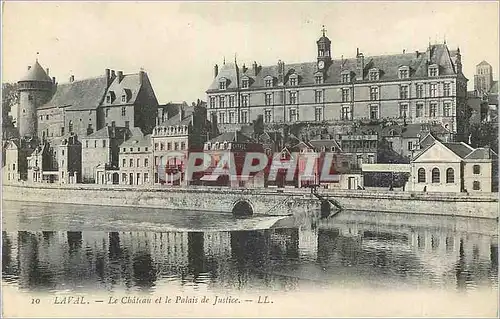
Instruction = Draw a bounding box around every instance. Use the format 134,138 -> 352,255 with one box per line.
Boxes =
2,183 -> 498,219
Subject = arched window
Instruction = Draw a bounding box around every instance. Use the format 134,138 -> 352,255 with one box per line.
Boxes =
473,181 -> 481,190
446,168 -> 454,183
432,168 -> 440,183
418,168 -> 426,183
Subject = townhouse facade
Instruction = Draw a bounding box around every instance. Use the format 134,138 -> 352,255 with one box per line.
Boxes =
206,30 -> 469,141
119,133 -> 153,186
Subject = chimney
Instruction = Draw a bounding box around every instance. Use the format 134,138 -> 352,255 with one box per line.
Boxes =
139,69 -> 144,85
403,49 -> 406,54
252,61 -> 258,76
234,130 -> 238,142
52,77 -> 56,84
117,71 -> 124,83
242,64 -> 247,73
356,49 -> 364,81
111,70 -> 116,80
415,50 -> 419,57
28,65 -> 31,70
214,64 -> 219,78
179,107 -> 184,121
46,68 -> 49,75
69,75 -> 75,82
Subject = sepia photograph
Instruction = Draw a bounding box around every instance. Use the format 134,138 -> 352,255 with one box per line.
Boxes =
1,1 -> 499,317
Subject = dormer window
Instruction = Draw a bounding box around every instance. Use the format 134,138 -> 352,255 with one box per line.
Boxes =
121,95 -> 126,102
219,78 -> 227,90
289,74 -> 298,86
369,69 -> 379,81
399,66 -> 410,79
341,72 -> 350,83
428,65 -> 438,77
265,77 -> 274,87
315,74 -> 323,84
242,79 -> 249,88
106,96 -> 111,103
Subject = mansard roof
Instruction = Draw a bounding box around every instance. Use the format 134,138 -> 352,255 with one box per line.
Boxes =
207,44 -> 459,92
39,76 -> 108,111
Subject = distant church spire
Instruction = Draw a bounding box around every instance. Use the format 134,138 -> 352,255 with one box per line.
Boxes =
321,25 -> 327,37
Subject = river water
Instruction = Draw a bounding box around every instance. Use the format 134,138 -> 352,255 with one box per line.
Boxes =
2,200 -> 499,316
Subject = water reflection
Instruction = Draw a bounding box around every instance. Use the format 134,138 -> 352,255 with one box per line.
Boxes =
2,216 -> 498,294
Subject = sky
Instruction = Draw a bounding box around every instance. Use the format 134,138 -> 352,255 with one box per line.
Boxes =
2,1 -> 499,104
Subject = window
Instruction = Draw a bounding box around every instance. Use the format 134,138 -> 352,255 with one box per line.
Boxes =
430,103 -> 437,117
122,158 -> 126,167
144,173 -> 149,183
341,73 -> 350,83
369,70 -> 379,81
370,105 -> 379,120
181,142 -> 186,150
443,103 -> 451,117
429,67 -> 438,77
219,112 -> 225,124
443,83 -> 451,97
315,75 -> 323,84
94,140 -> 97,148
167,142 -> 171,150
399,86 -> 409,99
289,109 -> 298,122
102,140 -> 107,148
69,121 -> 73,133
342,88 -> 350,102
241,95 -> 249,107
399,69 -> 409,79
430,83 -> 437,97
28,95 -> 33,101
229,112 -> 235,123
121,107 -> 126,116
432,168 -> 440,183
105,108 -> 109,117
219,80 -> 226,90
145,147 -> 148,152
315,90 -> 323,103
130,147 -> 133,152
125,121 -> 129,128
219,96 -> 225,108
265,93 -> 272,106
229,95 -> 235,107
446,168 -> 454,183
416,103 -> 424,117
122,95 -> 126,102
289,77 -> 297,86
367,155 -> 375,164
407,141 -> 413,151
160,142 -> 164,151
86,141 -> 89,148
416,84 -> 424,98
154,143 -> 158,150
289,91 -> 297,104
242,79 -> 249,88
341,106 -> 352,120
418,168 -> 426,183
473,181 -> 481,190
473,165 -> 480,174
137,159 -> 140,167
209,97 -> 216,108
241,110 -> 248,123
264,110 -> 272,123
106,96 -> 111,103
370,87 -> 379,101
400,104 -> 408,118
265,79 -> 273,87
46,115 -> 49,120
129,159 -> 134,167
315,107 -> 323,121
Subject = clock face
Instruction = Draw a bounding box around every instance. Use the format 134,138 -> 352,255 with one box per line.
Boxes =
318,61 -> 325,69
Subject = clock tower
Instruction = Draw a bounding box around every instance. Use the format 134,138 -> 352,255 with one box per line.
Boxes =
316,26 -> 332,71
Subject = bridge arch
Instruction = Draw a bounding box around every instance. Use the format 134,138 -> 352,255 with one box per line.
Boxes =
232,199 -> 254,217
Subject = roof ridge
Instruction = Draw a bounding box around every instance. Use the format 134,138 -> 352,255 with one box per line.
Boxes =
58,75 -> 107,85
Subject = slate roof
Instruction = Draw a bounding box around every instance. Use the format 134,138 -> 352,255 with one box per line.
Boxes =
308,139 -> 342,152
207,43 -> 459,92
489,81 -> 498,94
120,133 -> 151,148
102,72 -> 158,107
382,123 -> 450,138
208,131 -> 254,143
442,142 -> 475,158
83,126 -> 130,139
161,114 -> 193,127
39,76 -> 108,111
464,147 -> 496,160
19,61 -> 52,82
419,133 -> 437,149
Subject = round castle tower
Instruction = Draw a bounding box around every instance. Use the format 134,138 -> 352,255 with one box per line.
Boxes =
17,60 -> 53,138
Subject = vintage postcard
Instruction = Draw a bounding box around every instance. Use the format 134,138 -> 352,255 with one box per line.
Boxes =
1,1 -> 499,318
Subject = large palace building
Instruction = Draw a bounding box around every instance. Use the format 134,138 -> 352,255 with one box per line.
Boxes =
206,29 -> 469,139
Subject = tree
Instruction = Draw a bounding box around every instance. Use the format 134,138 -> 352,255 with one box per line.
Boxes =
2,82 -> 19,139
469,122 -> 498,153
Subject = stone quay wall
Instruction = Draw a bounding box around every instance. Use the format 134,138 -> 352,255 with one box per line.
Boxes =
2,183 -> 498,219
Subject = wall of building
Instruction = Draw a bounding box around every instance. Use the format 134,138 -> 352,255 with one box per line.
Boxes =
81,138 -> 111,182
119,151 -> 153,185
464,160 -> 492,193
64,109 -> 98,138
410,162 -> 462,192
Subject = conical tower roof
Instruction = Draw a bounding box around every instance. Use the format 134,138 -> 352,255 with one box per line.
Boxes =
19,60 -> 52,82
